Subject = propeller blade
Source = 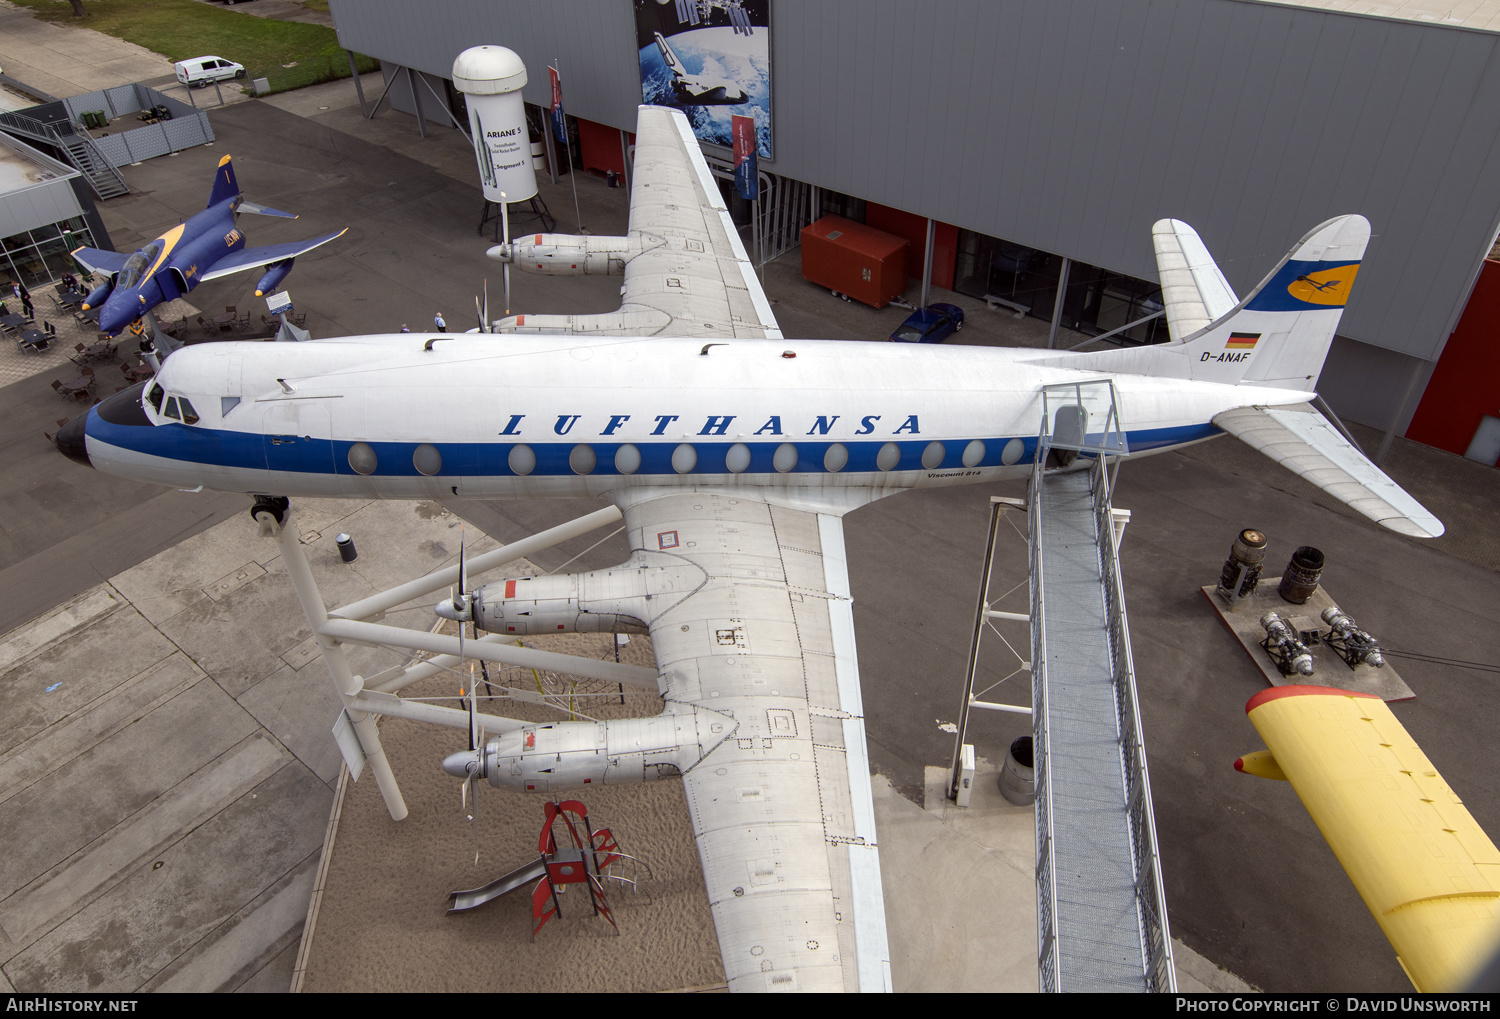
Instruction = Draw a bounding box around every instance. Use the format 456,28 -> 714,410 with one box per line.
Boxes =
458,525 -> 467,595
483,278 -> 491,334
468,663 -> 478,752
501,192 -> 512,318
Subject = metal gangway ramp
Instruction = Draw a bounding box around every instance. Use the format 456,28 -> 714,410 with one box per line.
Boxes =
1031,380 -> 1174,992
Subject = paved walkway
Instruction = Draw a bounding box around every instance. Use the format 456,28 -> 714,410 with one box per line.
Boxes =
0,1 -> 174,100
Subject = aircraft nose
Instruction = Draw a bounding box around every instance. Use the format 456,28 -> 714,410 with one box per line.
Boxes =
55,412 -> 92,468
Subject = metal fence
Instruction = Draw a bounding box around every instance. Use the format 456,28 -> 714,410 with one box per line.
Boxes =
63,84 -> 214,167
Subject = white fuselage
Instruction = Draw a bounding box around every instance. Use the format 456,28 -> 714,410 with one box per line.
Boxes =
81,335 -> 1313,501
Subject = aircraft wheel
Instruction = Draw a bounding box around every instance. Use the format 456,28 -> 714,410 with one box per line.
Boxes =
250,495 -> 289,525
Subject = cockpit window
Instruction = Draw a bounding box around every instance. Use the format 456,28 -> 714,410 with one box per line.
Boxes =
177,397 -> 199,425
145,381 -> 163,412
163,396 -> 181,422
117,240 -> 162,289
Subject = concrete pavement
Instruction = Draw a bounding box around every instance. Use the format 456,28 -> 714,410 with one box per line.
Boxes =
0,1 -> 174,101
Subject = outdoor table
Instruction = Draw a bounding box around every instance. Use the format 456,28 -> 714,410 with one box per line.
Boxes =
83,340 -> 116,360
77,308 -> 99,325
59,376 -> 93,399
56,292 -> 82,309
0,313 -> 25,332
213,312 -> 237,331
18,328 -> 47,351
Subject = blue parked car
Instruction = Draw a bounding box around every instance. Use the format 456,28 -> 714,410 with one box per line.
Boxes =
890,303 -> 965,343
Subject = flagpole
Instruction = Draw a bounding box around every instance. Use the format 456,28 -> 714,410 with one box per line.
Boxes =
556,58 -> 583,233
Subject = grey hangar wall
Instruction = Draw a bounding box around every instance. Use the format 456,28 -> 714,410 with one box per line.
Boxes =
328,0 -> 1500,430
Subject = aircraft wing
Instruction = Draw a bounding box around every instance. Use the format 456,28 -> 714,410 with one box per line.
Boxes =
1213,403 -> 1444,538
70,246 -> 131,277
197,228 -> 348,282
1152,218 -> 1239,342
620,106 -> 782,340
1238,686 -> 1500,991
619,490 -> 889,992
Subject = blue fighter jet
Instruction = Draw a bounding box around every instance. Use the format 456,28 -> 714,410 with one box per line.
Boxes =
71,154 -> 346,336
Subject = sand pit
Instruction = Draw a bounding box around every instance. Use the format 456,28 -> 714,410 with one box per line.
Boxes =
296,631 -> 728,993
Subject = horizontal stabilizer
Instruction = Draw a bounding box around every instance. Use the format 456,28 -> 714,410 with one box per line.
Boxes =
237,200 -> 298,219
71,246 -> 130,277
198,228 -> 347,282
1213,403 -> 1443,538
1152,219 -> 1238,342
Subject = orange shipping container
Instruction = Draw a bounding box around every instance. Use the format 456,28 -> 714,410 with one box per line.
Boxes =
800,216 -> 909,309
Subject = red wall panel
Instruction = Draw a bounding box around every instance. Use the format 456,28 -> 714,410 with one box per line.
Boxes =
1406,259 -> 1500,458
577,117 -> 626,176
864,203 -> 957,291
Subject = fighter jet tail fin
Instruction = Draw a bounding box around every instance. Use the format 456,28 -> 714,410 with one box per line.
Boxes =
208,154 -> 240,209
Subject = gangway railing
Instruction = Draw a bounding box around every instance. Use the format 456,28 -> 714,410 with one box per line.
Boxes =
952,379 -> 1172,992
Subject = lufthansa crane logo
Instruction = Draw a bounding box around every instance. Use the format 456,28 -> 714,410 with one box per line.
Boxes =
1286,265 -> 1359,305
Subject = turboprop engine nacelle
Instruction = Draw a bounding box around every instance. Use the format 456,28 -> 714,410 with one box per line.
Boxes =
471,574 -> 646,635
441,711 -> 729,792
487,233 -> 645,275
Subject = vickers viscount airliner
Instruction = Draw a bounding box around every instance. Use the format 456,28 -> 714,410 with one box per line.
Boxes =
53,105 -> 1444,992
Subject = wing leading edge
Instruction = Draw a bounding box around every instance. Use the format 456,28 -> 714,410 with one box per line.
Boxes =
619,490 -> 889,992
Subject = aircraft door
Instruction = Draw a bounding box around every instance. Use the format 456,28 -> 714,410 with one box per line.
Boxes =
1048,404 -> 1087,469
261,400 -> 334,476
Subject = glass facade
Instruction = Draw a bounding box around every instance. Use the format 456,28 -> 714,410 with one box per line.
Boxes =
954,228 -> 1168,345
1,217 -> 96,289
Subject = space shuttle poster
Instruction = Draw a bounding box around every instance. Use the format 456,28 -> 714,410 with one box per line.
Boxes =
635,0 -> 771,158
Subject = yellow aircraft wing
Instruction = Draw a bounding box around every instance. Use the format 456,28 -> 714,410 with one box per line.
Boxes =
1237,685 -> 1500,991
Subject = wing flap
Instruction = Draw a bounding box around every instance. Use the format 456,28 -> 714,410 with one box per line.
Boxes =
1213,403 -> 1444,538
197,228 -> 347,282
1244,685 -> 1500,991
1152,219 -> 1239,342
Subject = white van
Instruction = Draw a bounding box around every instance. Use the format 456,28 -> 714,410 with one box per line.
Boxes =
175,56 -> 246,88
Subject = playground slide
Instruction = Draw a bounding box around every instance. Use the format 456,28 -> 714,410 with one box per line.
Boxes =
448,857 -> 549,913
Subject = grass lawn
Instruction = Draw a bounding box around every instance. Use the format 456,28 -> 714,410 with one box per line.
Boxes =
10,0 -> 374,93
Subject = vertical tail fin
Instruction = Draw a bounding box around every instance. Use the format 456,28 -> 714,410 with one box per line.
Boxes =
1061,215 -> 1370,390
207,153 -> 239,209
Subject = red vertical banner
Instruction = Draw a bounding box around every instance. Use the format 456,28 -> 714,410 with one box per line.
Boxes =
732,114 -> 758,200
548,65 -> 566,145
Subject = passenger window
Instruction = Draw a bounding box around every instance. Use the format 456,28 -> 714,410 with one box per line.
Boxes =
145,382 -> 163,412
163,397 -> 181,422
178,397 -> 200,425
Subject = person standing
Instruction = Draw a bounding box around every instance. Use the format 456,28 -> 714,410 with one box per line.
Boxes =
433,312 -> 446,333
400,324 -> 410,333
20,290 -> 33,320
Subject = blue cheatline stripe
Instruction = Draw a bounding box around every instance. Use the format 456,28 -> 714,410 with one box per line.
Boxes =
86,410 -> 1220,478
1243,259 -> 1360,312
